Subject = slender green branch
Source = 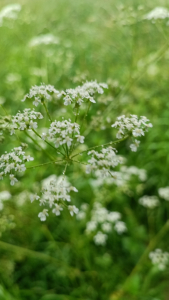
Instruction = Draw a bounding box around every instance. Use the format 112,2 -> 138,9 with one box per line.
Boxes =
24,131 -> 54,161
71,135 -> 129,159
0,240 -> 60,265
26,159 -> 64,170
110,220 -> 169,300
43,101 -> 53,122
32,129 -> 64,156
71,159 -> 88,166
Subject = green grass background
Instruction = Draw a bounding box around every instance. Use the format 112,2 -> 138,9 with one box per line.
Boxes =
0,0 -> 169,299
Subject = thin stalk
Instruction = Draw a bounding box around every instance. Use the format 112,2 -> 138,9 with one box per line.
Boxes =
43,101 -> 52,122
71,159 -> 88,166
110,220 -> 169,300
71,135 -> 129,159
32,129 -> 64,156
24,131 -> 54,161
0,240 -> 60,265
26,159 -> 64,170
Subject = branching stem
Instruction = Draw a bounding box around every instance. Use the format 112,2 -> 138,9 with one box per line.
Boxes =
70,135 -> 129,159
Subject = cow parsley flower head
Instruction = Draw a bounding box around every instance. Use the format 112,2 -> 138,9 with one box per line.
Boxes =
86,146 -> 123,176
22,84 -> 59,106
10,108 -> 43,135
59,80 -> 108,106
43,119 -> 84,148
29,34 -> 59,47
93,231 -> 108,246
112,115 -> 152,151
32,177 -> 78,221
149,249 -> 169,270
158,187 -> 169,201
139,195 -> 159,208
144,7 -> 169,20
0,4 -> 21,26
80,202 -> 126,245
0,146 -> 34,186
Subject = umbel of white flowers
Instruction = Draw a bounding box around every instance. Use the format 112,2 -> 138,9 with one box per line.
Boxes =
158,186 -> 169,201
77,202 -> 127,246
10,108 -> 43,135
139,195 -> 159,209
144,7 -> 169,20
111,114 -> 153,152
0,147 -> 34,186
0,4 -> 21,26
30,177 -> 79,221
29,34 -> 59,47
42,119 -> 84,148
149,249 -> 169,270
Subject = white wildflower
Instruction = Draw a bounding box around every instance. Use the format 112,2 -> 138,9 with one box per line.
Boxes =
45,119 -> 84,149
86,221 -> 97,233
114,221 -> 127,234
86,146 -> 123,177
139,195 -> 159,208
10,108 -> 43,135
22,84 -> 59,106
0,4 -> 21,26
0,146 -> 34,186
101,222 -> 112,233
149,249 -> 169,270
68,205 -> 79,216
29,34 -> 59,47
52,204 -> 63,216
38,209 -> 49,221
0,191 -> 11,201
144,7 -> 169,20
60,80 -> 108,106
112,114 -> 152,150
130,139 -> 140,152
33,177 -> 78,219
93,231 -> 107,246
158,187 -> 169,201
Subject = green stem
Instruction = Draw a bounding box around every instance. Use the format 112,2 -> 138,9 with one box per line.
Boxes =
26,159 -> 64,170
32,129 -> 64,156
0,240 -> 60,265
42,101 -> 52,122
71,135 -> 129,159
109,220 -> 169,300
24,131 -> 54,161
71,159 -> 88,166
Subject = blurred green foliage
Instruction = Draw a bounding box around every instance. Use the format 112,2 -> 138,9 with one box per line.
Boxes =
1,0 -> 169,299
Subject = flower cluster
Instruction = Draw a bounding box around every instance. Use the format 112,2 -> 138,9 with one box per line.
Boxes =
22,84 -> 59,106
10,108 -> 43,135
139,195 -> 159,209
60,81 -> 108,106
78,202 -> 127,245
0,146 -> 34,185
158,187 -> 169,201
144,7 -> 169,21
86,147 -> 123,176
90,165 -> 147,188
111,115 -> 153,151
0,4 -> 21,26
42,119 -> 84,148
29,34 -> 59,47
30,177 -> 79,221
149,249 -> 169,270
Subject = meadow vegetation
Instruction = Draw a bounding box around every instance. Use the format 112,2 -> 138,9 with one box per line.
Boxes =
0,0 -> 169,299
